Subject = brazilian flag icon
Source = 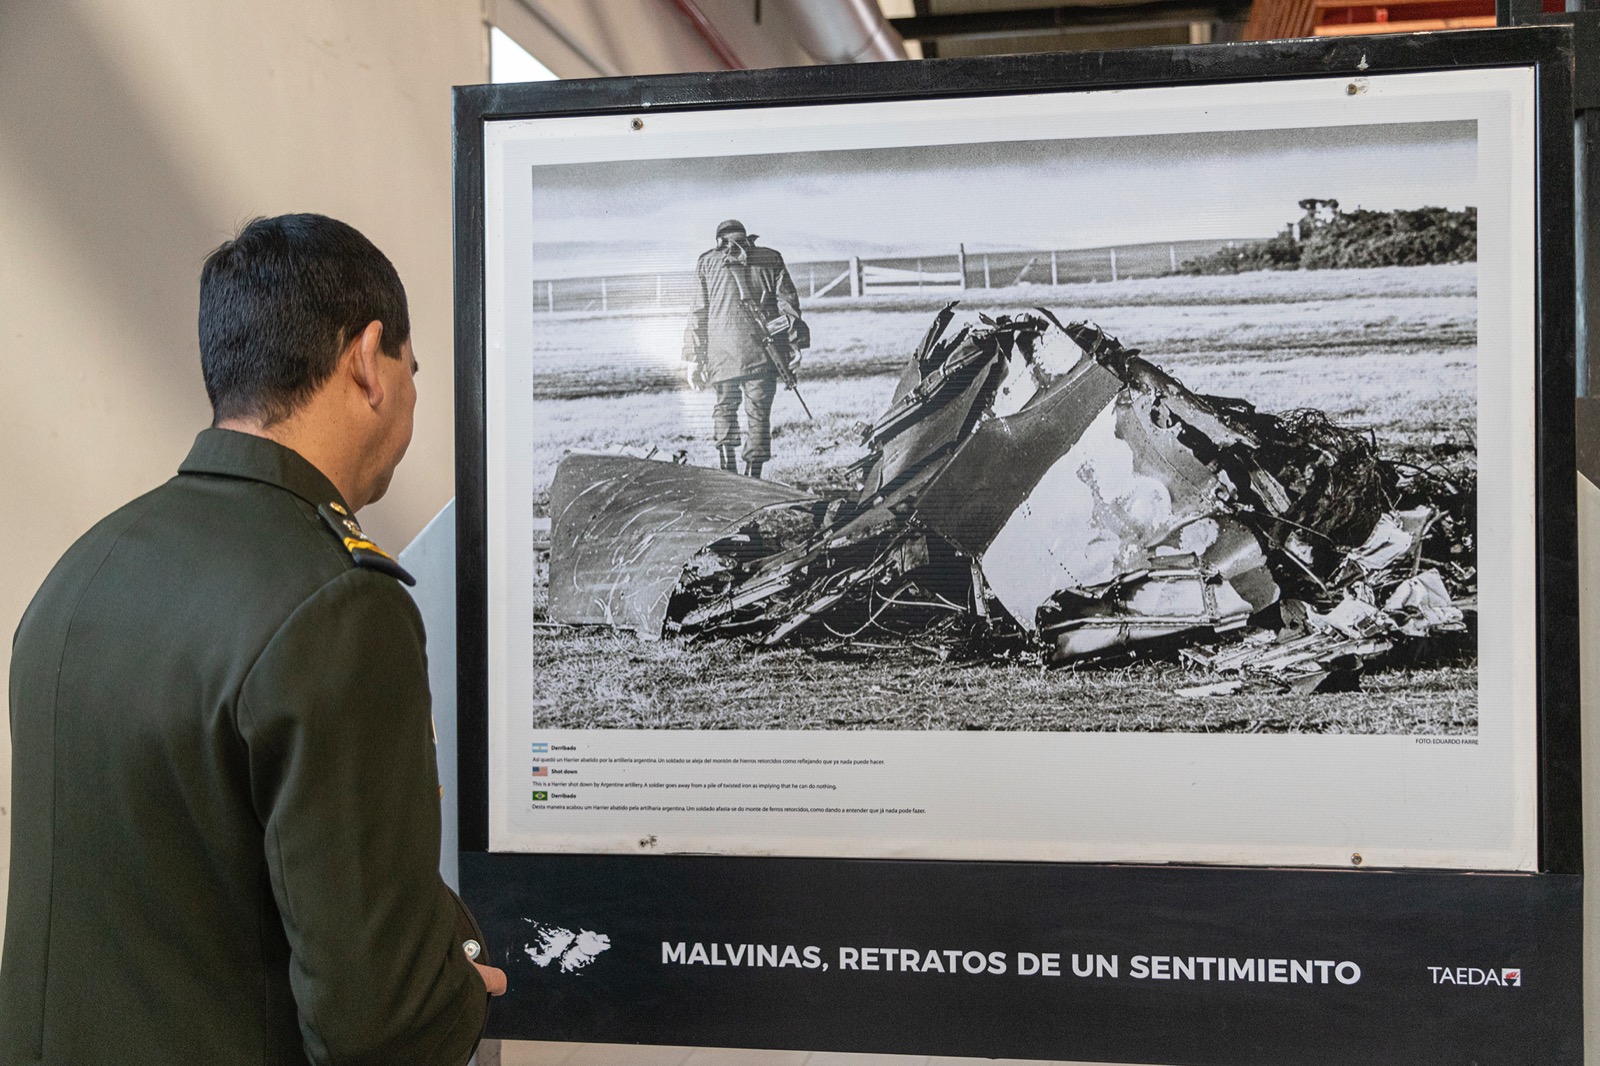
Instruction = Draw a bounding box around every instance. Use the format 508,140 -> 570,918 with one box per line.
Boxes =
532,791 -> 548,802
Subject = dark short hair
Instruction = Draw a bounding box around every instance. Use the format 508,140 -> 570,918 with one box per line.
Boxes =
198,214 -> 410,425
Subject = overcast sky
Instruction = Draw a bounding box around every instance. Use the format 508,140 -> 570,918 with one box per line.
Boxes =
528,121 -> 1477,278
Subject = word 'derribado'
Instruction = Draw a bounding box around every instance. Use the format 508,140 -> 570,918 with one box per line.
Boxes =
661,944 -> 1362,984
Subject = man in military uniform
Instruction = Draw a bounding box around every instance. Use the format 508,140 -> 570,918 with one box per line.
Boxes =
682,219 -> 807,479
2,214 -> 504,1065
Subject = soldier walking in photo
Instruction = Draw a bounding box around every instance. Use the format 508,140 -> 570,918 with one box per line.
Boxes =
682,219 -> 808,478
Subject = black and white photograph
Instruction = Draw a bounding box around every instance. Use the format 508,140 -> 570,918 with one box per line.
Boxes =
526,121 -> 1480,734
478,69 -> 1539,868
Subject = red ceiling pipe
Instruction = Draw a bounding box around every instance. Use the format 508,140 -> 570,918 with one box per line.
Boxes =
667,0 -> 746,69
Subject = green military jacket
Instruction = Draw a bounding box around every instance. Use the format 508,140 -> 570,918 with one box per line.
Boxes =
2,429 -> 487,1065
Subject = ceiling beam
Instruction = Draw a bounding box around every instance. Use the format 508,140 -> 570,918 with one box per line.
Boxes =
889,2 -> 1237,39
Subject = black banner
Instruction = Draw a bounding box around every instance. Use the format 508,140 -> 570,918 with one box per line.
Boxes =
462,854 -> 1581,1064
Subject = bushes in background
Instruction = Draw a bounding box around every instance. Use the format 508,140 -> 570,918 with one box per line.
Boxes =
1179,205 -> 1476,274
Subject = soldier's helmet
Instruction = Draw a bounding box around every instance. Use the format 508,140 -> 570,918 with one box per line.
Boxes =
715,219 -> 747,240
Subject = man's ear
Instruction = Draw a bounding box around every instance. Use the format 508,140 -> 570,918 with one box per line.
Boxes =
345,320 -> 386,410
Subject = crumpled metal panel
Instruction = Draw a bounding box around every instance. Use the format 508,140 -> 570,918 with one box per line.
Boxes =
970,393 -> 1280,633
939,338 -> 1281,641
865,357 -> 999,497
547,454 -> 818,635
1042,564 -> 1259,661
912,355 -> 1124,557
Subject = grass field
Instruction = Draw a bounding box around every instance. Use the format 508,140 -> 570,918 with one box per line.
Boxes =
525,264 -> 1478,733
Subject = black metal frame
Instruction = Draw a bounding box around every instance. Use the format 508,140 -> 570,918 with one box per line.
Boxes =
456,25 -> 1579,874
453,27 -> 1580,1061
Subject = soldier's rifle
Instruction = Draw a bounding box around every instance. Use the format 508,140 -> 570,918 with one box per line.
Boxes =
725,255 -> 814,421
754,310 -> 814,422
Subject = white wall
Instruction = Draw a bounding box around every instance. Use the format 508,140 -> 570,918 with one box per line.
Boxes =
0,0 -> 488,947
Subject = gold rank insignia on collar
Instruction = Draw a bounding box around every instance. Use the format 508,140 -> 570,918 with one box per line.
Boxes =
317,502 -> 416,586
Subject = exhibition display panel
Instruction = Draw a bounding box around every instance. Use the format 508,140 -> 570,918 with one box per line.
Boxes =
454,28 -> 1580,1062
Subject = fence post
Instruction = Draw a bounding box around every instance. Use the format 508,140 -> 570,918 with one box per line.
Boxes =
1170,245 -> 1178,272
957,243 -> 968,290
916,257 -> 923,291
1051,250 -> 1059,286
1110,247 -> 1119,283
809,265 -> 815,298
601,277 -> 608,312
546,281 -> 554,314
983,254 -> 991,289
849,256 -> 862,298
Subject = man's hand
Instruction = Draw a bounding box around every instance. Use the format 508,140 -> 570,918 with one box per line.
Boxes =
787,351 -> 802,373
473,961 -> 507,997
684,362 -> 706,391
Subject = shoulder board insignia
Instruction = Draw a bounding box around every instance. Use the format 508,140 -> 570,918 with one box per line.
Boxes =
317,503 -> 416,586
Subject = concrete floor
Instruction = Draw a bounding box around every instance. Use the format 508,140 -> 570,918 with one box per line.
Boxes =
490,1041 -> 1110,1065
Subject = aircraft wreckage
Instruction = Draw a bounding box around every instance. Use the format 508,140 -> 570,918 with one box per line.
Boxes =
547,305 -> 1474,693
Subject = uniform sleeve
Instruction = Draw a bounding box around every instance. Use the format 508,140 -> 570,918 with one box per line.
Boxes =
238,568 -> 487,1066
683,257 -> 709,363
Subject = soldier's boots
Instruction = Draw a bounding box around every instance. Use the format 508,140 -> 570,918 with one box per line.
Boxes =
718,444 -> 738,473
744,460 -> 764,479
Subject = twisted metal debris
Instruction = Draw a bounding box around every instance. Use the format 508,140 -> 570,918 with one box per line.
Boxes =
547,305 -> 1474,692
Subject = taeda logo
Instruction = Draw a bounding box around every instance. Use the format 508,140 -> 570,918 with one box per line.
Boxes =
1429,965 -> 1521,987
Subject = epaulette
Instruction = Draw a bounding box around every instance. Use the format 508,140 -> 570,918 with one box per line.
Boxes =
318,502 -> 415,586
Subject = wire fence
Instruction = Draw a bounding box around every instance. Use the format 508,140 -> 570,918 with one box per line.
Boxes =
530,238 -> 1253,314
